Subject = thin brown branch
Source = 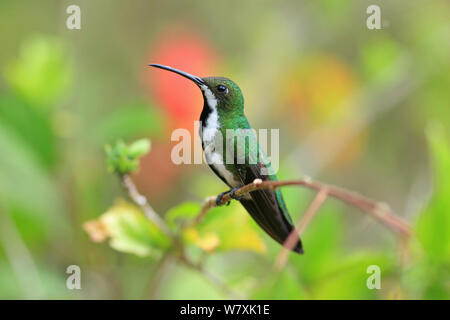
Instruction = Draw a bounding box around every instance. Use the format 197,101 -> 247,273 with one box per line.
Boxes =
295,188 -> 330,235
274,188 -> 328,270
194,177 -> 412,238
120,172 -> 412,295
122,174 -> 173,237
188,196 -> 218,228
120,173 -> 240,299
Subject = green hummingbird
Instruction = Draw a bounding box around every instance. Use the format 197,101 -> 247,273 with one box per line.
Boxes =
150,64 -> 303,254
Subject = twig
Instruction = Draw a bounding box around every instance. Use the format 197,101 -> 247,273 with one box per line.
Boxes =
122,174 -> 172,237
194,177 -> 412,238
119,173 -> 239,298
274,188 -> 328,270
189,196 -> 218,228
295,188 -> 329,235
119,172 -> 412,294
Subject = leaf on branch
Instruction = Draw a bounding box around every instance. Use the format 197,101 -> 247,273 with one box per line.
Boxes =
166,202 -> 266,254
166,202 -> 203,228
417,122 -> 450,263
128,139 -> 151,157
83,200 -> 171,257
183,229 -> 221,253
4,36 -> 72,108
105,138 -> 151,175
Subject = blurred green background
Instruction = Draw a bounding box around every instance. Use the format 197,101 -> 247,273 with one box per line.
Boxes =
0,0 -> 449,299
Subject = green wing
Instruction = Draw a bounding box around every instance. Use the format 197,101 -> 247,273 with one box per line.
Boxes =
231,126 -> 303,253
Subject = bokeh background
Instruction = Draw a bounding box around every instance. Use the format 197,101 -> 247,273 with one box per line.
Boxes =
0,0 -> 449,299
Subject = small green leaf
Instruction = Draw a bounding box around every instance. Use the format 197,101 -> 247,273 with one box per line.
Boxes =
4,36 -> 71,108
165,202 -> 202,229
128,139 -> 151,158
166,201 -> 266,253
105,139 -> 151,175
360,36 -> 400,83
0,94 -> 57,169
84,200 -> 171,257
181,203 -> 266,254
417,122 -> 450,263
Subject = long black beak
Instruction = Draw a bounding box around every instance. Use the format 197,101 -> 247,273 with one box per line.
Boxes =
149,64 -> 205,86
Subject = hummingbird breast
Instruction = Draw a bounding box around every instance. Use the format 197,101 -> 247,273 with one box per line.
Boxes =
202,123 -> 242,189
200,85 -> 242,189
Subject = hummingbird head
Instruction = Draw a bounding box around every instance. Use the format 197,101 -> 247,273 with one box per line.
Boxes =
149,64 -> 244,115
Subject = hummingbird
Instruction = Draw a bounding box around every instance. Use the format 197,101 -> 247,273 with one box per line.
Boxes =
149,64 -> 303,254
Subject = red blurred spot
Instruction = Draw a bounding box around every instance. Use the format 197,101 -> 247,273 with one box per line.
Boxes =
145,27 -> 218,133
139,26 -> 219,201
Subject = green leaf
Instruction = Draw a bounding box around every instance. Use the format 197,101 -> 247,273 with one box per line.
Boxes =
4,36 -> 71,108
181,203 -> 266,254
105,139 -> 151,175
84,200 -> 171,257
361,36 -> 400,83
128,139 -> 151,158
0,94 -> 57,169
165,202 -> 202,229
0,123 -> 65,242
417,122 -> 450,263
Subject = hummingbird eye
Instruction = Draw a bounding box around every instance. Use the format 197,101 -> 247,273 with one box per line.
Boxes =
216,85 -> 228,94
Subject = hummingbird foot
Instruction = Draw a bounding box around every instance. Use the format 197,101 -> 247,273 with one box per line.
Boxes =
215,191 -> 231,206
229,187 -> 243,201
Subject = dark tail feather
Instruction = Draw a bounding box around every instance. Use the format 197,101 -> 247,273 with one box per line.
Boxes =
240,198 -> 303,254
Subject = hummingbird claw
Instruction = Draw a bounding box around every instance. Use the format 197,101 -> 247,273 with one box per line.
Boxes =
215,191 -> 230,206
229,187 -> 243,201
